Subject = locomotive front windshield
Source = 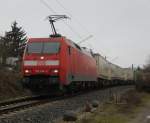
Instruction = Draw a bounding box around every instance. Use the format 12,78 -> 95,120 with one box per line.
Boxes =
27,42 -> 60,54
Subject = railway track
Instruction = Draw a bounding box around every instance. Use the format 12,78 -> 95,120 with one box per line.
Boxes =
0,85 -> 134,116
0,95 -> 52,116
0,92 -> 81,116
0,85 -> 134,123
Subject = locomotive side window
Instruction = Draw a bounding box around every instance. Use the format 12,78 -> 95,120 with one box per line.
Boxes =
27,42 -> 60,54
68,46 -> 71,55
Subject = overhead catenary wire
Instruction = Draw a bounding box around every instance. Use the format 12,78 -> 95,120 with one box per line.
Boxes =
40,0 -> 83,39
55,0 -> 91,35
62,20 -> 83,39
78,35 -> 93,44
55,0 -> 94,45
40,0 -> 56,13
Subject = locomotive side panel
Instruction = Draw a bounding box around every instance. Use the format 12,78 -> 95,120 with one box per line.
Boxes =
68,43 -> 97,82
59,39 -> 70,86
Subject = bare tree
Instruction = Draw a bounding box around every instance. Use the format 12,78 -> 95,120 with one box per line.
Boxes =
143,55 -> 150,72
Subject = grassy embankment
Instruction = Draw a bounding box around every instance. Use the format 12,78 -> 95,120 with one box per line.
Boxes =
75,90 -> 150,123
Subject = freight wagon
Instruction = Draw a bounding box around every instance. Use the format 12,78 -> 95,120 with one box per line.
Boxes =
93,53 -> 134,86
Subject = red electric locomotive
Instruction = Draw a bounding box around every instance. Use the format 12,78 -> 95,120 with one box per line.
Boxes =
22,37 -> 97,90
22,15 -> 97,92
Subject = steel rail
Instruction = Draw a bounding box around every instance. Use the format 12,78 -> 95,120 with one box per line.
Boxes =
0,95 -> 54,116
0,85 -> 134,116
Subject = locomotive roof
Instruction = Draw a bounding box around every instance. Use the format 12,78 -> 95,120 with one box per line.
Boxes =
27,37 -> 64,42
66,39 -> 94,57
27,37 -> 94,58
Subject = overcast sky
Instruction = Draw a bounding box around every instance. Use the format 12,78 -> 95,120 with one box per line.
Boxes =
0,0 -> 150,68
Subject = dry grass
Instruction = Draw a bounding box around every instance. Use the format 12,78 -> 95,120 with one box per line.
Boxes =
65,90 -> 150,123
118,90 -> 142,113
0,69 -> 30,101
75,103 -> 129,123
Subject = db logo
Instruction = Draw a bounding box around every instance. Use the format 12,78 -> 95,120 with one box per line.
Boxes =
37,61 -> 45,65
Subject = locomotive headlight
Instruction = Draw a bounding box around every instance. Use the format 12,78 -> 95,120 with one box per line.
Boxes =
25,70 -> 29,73
53,69 -> 59,73
40,56 -> 44,60
51,69 -> 59,74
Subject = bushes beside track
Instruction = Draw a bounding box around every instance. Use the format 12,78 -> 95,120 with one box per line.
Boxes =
136,72 -> 150,91
0,68 -> 31,101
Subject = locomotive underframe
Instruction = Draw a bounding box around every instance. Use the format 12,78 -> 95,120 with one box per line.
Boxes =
23,75 -> 59,91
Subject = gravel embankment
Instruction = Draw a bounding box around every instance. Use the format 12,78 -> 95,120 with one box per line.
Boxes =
0,86 -> 134,123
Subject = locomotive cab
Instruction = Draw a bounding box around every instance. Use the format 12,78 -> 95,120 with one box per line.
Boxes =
22,37 -> 64,90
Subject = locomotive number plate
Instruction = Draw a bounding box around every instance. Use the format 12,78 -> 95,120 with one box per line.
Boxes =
37,61 -> 45,66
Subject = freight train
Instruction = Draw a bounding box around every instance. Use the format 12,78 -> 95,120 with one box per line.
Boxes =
22,36 -> 134,92
21,15 -> 134,93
